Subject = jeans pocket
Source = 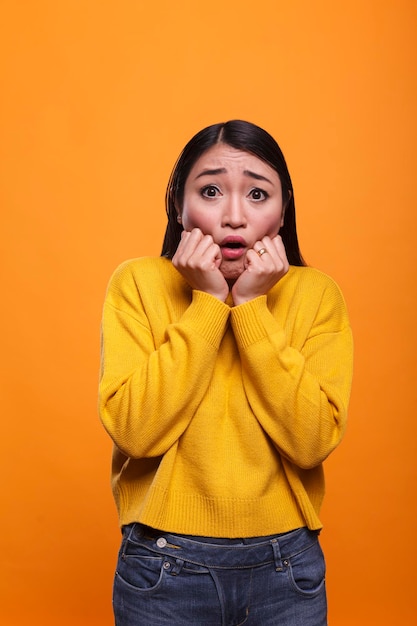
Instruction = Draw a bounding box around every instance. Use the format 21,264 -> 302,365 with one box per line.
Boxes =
285,538 -> 326,597
115,540 -> 165,592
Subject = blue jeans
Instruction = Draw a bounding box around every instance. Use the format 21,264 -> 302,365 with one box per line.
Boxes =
113,523 -> 327,625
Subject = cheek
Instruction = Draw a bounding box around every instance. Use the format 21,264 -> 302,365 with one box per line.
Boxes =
181,187 -> 220,233
261,213 -> 284,236
181,208 -> 214,233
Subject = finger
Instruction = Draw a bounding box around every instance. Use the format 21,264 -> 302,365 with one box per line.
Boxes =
190,243 -> 221,272
243,248 -> 274,275
185,234 -> 218,267
252,238 -> 277,263
270,235 -> 286,257
195,234 -> 217,256
176,232 -> 221,273
270,235 -> 289,270
248,238 -> 286,276
175,228 -> 204,259
258,236 -> 285,265
253,240 -> 269,256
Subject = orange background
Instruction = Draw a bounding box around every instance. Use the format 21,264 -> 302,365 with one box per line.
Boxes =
1,1 -> 416,624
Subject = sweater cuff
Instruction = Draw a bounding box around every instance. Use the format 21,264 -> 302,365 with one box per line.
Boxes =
180,290 -> 230,348
230,295 -> 279,348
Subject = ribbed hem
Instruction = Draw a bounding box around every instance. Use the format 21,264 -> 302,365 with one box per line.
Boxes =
179,290 -> 230,348
230,296 -> 281,348
117,482 -> 323,537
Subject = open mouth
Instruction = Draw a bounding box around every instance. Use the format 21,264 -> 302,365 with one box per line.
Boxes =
222,242 -> 245,249
220,239 -> 247,259
220,236 -> 247,249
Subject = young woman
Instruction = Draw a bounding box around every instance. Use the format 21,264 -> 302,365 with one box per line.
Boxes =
99,120 -> 353,625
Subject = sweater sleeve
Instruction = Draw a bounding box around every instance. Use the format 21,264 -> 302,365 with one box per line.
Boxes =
99,263 -> 230,459
230,277 -> 353,470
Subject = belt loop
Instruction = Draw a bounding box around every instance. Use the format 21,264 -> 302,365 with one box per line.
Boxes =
171,558 -> 185,575
127,523 -> 138,541
271,538 -> 283,572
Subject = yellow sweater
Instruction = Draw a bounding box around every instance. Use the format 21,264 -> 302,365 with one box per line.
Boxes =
99,257 -> 353,537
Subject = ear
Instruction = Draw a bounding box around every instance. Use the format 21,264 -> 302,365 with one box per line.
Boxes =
176,214 -> 182,224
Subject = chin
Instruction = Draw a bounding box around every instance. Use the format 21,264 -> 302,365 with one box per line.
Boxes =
220,260 -> 245,285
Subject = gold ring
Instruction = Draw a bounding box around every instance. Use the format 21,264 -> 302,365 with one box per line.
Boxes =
257,248 -> 268,257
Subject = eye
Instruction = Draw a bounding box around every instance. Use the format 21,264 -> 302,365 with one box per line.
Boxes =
201,185 -> 221,198
249,188 -> 268,201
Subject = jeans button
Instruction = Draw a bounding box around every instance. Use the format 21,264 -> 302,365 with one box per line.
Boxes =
156,537 -> 167,548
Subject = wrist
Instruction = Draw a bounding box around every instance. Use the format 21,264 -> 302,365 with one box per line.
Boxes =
232,294 -> 252,306
206,287 -> 229,303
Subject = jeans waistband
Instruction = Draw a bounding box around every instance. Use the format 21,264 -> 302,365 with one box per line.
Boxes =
125,523 -> 319,570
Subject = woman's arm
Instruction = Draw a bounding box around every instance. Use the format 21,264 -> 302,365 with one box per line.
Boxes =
230,275 -> 353,469
99,262 -> 230,459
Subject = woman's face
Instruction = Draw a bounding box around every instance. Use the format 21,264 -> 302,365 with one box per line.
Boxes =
180,143 -> 285,282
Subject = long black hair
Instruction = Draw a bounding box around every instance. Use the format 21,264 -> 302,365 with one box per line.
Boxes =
161,120 -> 306,266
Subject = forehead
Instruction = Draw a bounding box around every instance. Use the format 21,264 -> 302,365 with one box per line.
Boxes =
188,143 -> 280,182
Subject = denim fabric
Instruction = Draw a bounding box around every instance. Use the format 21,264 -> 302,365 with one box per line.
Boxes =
113,523 -> 327,625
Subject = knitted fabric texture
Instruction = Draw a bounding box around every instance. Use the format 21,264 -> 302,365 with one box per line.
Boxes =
99,257 -> 353,537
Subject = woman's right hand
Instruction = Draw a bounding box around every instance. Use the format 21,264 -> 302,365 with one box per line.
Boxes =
172,228 -> 229,302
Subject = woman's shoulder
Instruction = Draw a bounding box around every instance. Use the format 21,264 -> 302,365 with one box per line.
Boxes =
279,266 -> 349,313
286,265 -> 344,292
280,266 -> 350,328
103,257 -> 185,315
108,256 -> 176,286
112,255 -> 173,273
104,257 -> 183,304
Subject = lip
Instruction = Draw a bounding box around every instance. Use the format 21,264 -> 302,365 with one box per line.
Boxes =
219,236 -> 248,247
219,236 -> 247,260
221,247 -> 246,260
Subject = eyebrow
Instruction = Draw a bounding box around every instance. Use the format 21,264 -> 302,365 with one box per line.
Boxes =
194,168 -> 273,185
195,168 -> 227,179
243,170 -> 273,184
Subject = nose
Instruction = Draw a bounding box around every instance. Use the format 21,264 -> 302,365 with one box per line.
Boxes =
222,195 -> 247,228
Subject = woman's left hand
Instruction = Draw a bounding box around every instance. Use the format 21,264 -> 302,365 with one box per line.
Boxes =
231,235 -> 289,305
